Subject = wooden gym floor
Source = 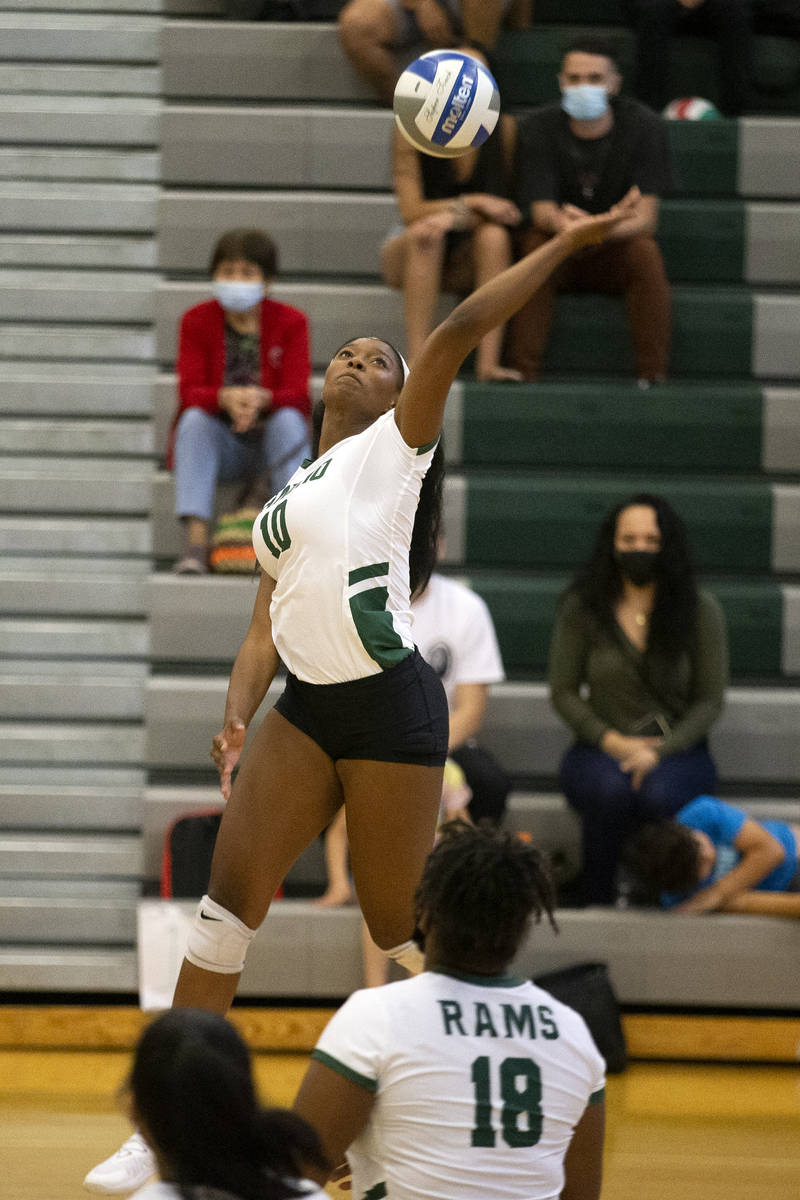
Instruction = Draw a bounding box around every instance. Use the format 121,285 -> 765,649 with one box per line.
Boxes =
2,1010 -> 800,1200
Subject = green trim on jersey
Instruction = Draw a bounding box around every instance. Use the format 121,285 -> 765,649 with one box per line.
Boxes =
430,967 -> 526,989
361,1184 -> 387,1199
349,561 -> 390,586
589,1087 -> 605,1106
416,435 -> 440,455
349,587 -> 413,669
311,1048 -> 377,1093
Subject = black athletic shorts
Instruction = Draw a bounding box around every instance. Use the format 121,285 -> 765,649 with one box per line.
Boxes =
274,648 -> 449,766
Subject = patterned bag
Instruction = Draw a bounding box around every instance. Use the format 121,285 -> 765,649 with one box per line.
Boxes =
209,507 -> 260,574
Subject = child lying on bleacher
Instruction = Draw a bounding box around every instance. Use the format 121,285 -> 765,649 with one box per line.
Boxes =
625,795 -> 800,916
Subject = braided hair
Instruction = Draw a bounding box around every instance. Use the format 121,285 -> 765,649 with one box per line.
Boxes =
414,821 -> 558,974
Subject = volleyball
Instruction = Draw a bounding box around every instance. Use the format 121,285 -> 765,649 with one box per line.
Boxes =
393,49 -> 501,159
662,97 -> 721,120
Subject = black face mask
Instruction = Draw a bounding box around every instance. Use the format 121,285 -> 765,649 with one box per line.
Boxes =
614,549 -> 659,586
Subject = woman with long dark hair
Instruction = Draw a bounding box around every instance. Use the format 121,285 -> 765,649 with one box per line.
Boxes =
101,1007 -> 328,1200
549,492 -> 728,905
87,201 -> 632,1194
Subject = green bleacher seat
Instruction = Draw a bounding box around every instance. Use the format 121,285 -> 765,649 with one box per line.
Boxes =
463,476 -> 773,571
470,575 -> 782,677
658,200 -> 745,282
544,287 -> 753,376
666,120 -> 738,197
460,382 -> 763,472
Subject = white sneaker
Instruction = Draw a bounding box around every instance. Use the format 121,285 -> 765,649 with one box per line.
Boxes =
83,1132 -> 157,1195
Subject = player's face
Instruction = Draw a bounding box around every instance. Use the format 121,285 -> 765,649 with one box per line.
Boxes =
613,505 -> 662,555
559,51 -> 620,96
326,338 -> 402,417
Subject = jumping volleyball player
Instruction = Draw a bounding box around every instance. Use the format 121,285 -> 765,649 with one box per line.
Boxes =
85,201 -> 632,1195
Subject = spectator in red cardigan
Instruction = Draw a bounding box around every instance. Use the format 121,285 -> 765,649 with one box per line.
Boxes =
169,228 -> 312,574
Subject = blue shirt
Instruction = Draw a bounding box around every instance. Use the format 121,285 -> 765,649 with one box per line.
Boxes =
662,796 -> 798,907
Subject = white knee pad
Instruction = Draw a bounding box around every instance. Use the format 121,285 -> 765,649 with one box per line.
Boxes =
184,895 -> 257,975
386,937 -> 425,976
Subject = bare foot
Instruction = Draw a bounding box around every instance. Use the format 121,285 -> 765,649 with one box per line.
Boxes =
477,366 -> 524,383
313,886 -> 353,908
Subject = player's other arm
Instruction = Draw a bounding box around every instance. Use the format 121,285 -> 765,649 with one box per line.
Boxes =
561,1098 -> 605,1200
395,205 -> 633,447
211,571 -> 280,801
292,1058 -> 375,1185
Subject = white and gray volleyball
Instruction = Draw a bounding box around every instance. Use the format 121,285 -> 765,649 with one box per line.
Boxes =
393,50 -> 501,159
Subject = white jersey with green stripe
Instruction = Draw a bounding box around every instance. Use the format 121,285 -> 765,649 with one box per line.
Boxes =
253,410 -> 438,684
312,969 -> 606,1200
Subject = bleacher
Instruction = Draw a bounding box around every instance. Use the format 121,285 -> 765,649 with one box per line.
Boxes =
2,0 -> 800,1016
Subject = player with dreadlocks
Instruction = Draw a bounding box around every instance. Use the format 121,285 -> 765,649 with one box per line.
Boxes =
294,821 -> 606,1200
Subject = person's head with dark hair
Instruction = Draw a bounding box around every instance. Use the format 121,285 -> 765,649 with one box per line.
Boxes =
209,228 -> 278,281
562,37 -> 621,72
559,39 -> 621,122
413,821 -> 558,976
318,337 -> 444,597
129,1008 -> 327,1200
208,229 -> 278,317
566,491 -> 698,660
624,820 -> 705,901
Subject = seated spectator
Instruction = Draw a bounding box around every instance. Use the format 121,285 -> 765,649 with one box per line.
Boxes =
168,228 -> 311,575
314,564 -> 511,907
625,795 -> 800,915
381,93 -> 523,378
627,0 -> 753,118
338,0 -> 532,106
294,821 -> 606,1200
85,1007 -> 328,1198
507,38 -> 672,388
548,492 -> 728,906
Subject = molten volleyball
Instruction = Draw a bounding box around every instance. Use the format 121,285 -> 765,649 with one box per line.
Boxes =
393,49 -> 501,159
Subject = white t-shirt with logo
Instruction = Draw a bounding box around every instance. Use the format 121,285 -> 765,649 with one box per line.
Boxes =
411,573 -> 505,708
253,410 -> 437,684
313,969 -> 606,1200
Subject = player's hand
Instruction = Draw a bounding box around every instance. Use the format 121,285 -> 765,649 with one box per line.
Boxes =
210,718 -> 247,801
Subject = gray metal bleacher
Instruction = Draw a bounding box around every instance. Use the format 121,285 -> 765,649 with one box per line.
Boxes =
3,6 -> 800,1010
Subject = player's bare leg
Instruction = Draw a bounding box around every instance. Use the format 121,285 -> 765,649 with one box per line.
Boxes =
173,708 -> 343,1012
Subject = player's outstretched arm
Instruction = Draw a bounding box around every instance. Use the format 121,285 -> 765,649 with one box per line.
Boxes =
210,570 -> 279,800
394,201 -> 635,448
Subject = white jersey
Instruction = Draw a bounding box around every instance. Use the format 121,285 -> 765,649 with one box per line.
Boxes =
253,410 -> 437,684
412,573 -> 505,708
313,970 -> 606,1200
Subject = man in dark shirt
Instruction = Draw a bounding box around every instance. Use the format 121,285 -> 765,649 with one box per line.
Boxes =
508,38 -> 672,387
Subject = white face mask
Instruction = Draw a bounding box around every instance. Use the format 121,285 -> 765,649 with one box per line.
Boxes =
212,280 -> 264,312
561,83 -> 610,121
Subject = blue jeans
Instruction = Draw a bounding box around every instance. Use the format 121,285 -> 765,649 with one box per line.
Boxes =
174,406 -> 310,521
561,740 -> 718,905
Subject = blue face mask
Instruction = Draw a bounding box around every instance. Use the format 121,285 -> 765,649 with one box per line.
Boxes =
561,84 -> 609,122
212,280 -> 264,312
